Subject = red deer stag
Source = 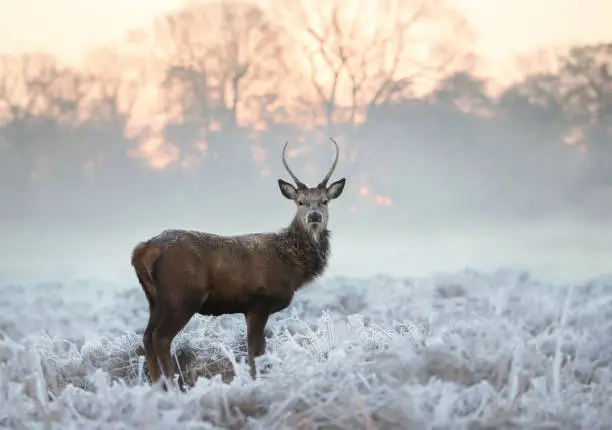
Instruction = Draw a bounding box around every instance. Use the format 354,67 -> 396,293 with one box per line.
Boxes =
131,138 -> 346,390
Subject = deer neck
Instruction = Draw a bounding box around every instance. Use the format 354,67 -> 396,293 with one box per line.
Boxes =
280,217 -> 331,283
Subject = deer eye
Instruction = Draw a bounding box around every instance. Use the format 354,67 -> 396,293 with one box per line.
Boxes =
297,200 -> 305,206
322,199 -> 328,205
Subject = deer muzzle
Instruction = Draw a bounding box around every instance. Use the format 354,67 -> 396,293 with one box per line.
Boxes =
307,211 -> 323,224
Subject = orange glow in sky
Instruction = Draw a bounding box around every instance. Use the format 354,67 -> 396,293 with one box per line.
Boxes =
0,0 -> 609,195
0,0 -> 609,80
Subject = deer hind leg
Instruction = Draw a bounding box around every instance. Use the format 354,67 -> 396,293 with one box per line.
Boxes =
143,306 -> 161,383
136,274 -> 162,384
151,304 -> 199,392
245,311 -> 270,379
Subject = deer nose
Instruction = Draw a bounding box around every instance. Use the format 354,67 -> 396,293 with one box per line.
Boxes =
308,212 -> 322,223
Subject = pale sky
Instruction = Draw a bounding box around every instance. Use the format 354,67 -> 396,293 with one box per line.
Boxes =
0,0 -> 609,79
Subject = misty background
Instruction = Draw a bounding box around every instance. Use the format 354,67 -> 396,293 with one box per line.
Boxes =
0,0 -> 611,285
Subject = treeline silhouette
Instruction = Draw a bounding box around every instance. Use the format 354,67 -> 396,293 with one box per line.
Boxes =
0,1 -> 610,231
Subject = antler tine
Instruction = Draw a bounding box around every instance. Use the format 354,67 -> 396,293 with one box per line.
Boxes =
319,137 -> 340,187
282,141 -> 306,188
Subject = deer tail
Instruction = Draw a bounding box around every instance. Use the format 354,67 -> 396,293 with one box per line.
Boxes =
131,241 -> 162,303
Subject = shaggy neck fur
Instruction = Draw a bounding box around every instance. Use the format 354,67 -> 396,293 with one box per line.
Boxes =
276,217 -> 331,285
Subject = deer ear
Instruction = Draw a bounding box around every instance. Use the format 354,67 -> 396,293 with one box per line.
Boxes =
327,178 -> 346,200
278,179 -> 298,200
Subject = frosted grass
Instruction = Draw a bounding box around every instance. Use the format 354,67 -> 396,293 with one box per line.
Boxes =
0,269 -> 610,429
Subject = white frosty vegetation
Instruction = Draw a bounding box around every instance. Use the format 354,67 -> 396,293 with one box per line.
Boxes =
0,269 -> 610,429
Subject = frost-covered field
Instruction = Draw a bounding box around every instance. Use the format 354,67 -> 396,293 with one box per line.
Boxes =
0,269 -> 611,429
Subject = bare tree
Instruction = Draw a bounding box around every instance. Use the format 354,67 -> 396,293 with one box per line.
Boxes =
429,71 -> 493,115
272,0 -> 474,126
553,43 -> 612,190
502,43 -> 612,142
498,72 -> 566,132
83,47 -> 143,125
0,53 -> 61,181
0,53 -> 58,136
154,1 -> 286,132
557,43 -> 612,126
43,67 -> 95,126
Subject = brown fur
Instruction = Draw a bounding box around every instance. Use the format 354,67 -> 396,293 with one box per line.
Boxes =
132,138 -> 346,390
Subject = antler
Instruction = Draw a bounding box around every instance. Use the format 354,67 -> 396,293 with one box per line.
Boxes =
282,141 -> 307,189
318,137 -> 340,187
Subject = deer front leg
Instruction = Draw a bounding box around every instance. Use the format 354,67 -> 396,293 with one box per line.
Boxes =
245,311 -> 269,379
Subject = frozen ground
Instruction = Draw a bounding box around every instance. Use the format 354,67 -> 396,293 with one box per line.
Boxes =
0,269 -> 611,429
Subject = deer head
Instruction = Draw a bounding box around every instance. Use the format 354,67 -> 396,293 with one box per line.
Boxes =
278,138 -> 346,238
